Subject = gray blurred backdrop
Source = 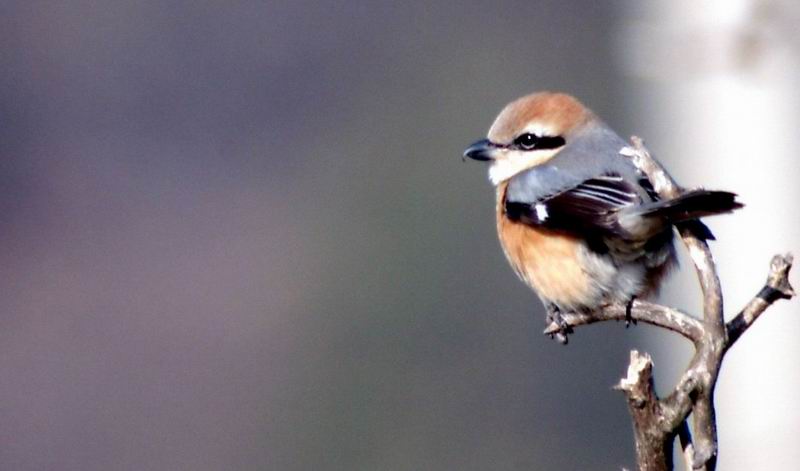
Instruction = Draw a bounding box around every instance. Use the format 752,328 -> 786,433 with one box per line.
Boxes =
1,1 -> 798,470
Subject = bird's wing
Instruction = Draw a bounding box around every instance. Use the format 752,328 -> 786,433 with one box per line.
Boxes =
504,174 -> 642,238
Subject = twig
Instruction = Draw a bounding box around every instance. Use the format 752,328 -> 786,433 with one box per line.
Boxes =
543,300 -> 704,343
726,254 -> 795,347
614,351 -> 670,471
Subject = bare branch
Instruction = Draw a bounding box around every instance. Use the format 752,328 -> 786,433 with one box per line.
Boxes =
543,300 -> 705,343
726,253 -> 795,347
614,351 -> 669,471
620,137 -> 682,198
659,368 -> 701,431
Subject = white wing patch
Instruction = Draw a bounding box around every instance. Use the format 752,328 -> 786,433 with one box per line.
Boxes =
534,203 -> 549,222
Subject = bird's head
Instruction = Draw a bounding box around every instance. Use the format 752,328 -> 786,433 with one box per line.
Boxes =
464,92 -> 594,185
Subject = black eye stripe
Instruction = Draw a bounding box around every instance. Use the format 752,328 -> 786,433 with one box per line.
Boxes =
536,135 -> 566,149
511,133 -> 565,151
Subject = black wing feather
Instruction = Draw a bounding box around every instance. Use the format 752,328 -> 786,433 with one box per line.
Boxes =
505,174 -> 641,237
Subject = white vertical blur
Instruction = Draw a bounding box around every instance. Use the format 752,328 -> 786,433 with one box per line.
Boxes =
618,1 -> 800,469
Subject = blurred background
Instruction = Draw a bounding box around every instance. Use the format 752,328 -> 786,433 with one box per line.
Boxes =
1,1 -> 797,470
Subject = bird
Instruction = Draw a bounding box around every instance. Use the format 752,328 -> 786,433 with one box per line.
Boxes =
463,92 -> 742,343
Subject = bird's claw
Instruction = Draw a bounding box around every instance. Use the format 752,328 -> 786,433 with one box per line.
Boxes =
543,305 -> 574,345
625,297 -> 638,328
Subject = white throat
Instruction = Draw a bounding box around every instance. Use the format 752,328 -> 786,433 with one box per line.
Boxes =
488,148 -> 561,185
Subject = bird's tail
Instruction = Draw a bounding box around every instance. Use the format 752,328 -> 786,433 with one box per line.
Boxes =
633,190 -> 743,240
637,190 -> 743,222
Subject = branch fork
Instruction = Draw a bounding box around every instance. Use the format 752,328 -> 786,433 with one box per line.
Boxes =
545,137 -> 795,471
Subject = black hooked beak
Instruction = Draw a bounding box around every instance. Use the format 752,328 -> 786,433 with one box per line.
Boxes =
462,139 -> 498,162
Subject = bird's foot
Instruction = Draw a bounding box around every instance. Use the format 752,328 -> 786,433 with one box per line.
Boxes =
625,296 -> 638,328
544,304 -> 574,345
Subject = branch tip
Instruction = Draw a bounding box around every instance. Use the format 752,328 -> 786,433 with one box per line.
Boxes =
768,253 -> 795,299
726,251 -> 795,347
616,350 -> 653,392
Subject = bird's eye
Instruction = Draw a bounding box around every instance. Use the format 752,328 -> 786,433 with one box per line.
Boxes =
515,133 -> 539,150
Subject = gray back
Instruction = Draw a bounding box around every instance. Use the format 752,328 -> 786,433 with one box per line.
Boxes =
506,122 -> 646,204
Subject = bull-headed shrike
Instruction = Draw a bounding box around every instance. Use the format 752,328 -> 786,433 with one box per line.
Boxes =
464,92 -> 742,343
